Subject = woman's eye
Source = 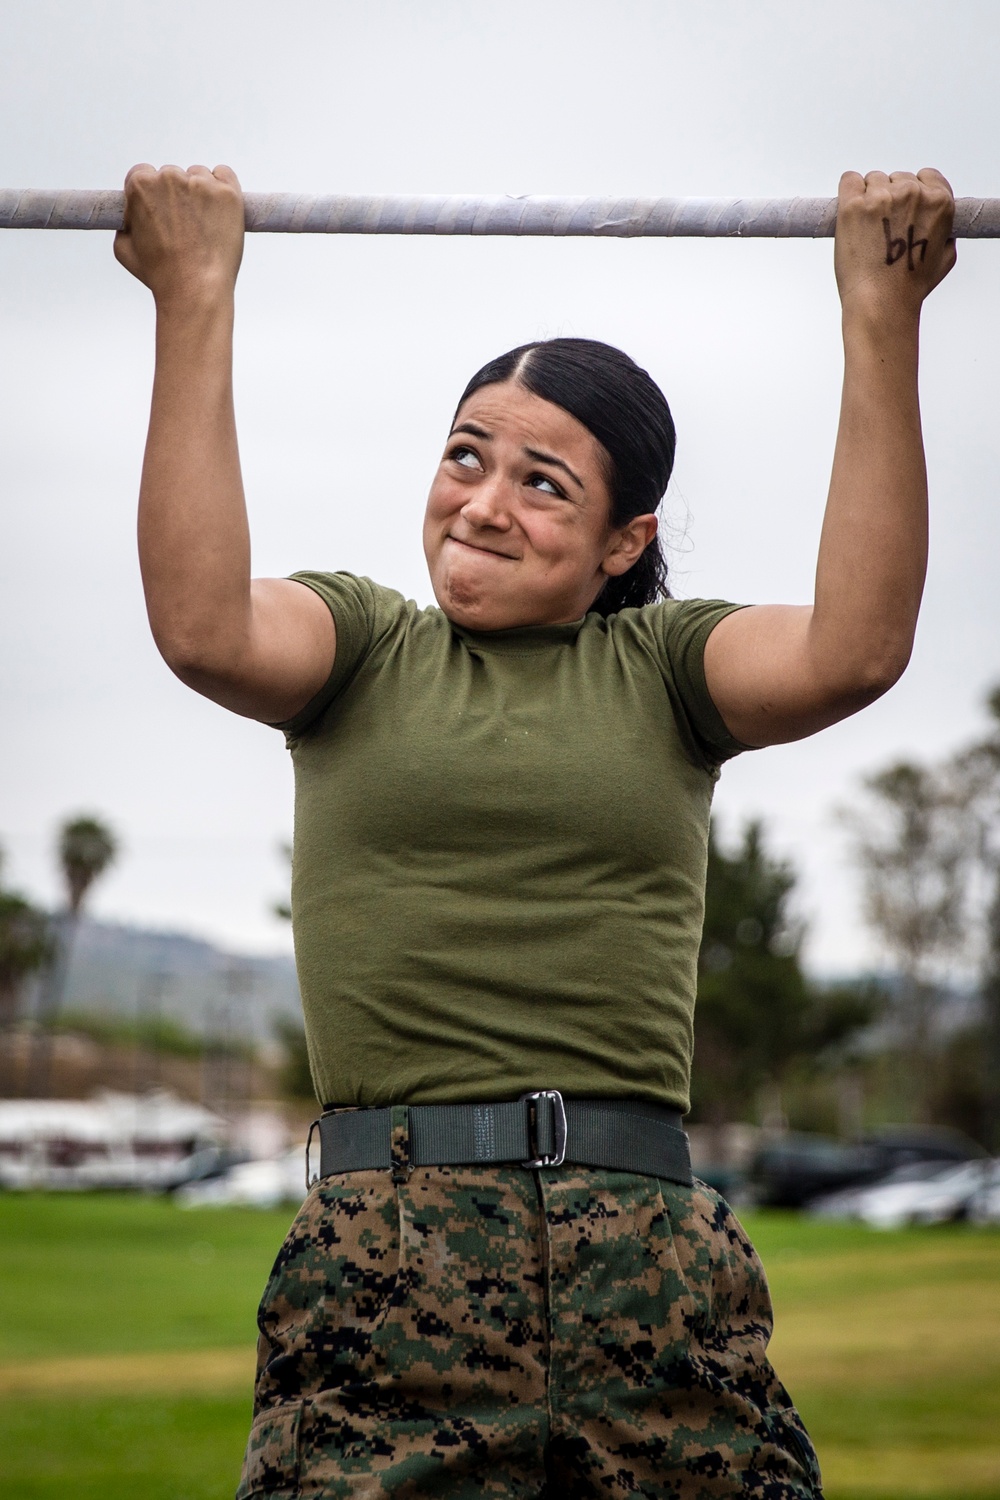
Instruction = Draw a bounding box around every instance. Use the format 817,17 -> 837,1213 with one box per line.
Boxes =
450,446 -> 480,469
528,474 -> 562,497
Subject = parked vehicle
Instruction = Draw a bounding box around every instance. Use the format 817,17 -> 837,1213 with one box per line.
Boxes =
177,1145 -> 307,1209
0,1091 -> 226,1191
967,1167 -> 1000,1226
750,1126 -> 986,1209
810,1158 -> 1000,1229
161,1143 -> 252,1192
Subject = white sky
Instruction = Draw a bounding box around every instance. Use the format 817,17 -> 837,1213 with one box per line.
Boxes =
2,0 -> 999,972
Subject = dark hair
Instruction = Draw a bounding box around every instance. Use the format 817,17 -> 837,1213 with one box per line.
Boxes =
455,337 -> 675,614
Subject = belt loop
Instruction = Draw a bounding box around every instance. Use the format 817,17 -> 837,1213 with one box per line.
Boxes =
390,1104 -> 411,1183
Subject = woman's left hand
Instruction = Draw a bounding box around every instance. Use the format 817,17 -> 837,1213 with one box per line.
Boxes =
834,168 -> 956,323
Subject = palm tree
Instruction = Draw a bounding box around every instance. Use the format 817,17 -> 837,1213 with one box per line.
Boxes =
0,851 -> 53,1096
58,817 -> 118,916
0,845 -> 53,1030
0,893 -> 53,1027
27,814 -> 118,1095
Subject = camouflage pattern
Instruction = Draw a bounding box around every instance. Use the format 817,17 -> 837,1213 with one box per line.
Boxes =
238,1164 -> 821,1498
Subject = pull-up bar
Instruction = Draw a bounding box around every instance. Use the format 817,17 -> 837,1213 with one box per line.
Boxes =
2,190 -> 999,237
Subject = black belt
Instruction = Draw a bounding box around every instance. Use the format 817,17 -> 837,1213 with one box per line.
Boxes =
310,1092 -> 692,1186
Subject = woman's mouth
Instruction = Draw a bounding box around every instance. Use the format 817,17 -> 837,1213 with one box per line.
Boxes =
447,536 -> 516,560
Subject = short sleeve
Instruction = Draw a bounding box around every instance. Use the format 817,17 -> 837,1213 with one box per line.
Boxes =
646,598 -> 753,770
271,572 -> 382,738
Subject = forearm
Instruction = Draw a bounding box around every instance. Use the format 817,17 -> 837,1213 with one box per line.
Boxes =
703,167 -> 953,749
807,306 -> 927,699
138,288 -> 253,677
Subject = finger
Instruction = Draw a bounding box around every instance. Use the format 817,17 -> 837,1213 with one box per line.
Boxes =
187,164 -> 213,177
917,166 -> 955,198
112,229 -> 142,274
212,163 -> 242,190
888,171 -> 919,185
863,170 -> 891,192
121,164 -> 159,232
123,161 -> 156,191
838,170 -> 865,205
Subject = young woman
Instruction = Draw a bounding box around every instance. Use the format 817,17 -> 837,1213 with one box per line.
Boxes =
115,164 -> 955,1498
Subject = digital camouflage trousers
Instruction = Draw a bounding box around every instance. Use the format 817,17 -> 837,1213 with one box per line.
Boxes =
238,1162 -> 822,1499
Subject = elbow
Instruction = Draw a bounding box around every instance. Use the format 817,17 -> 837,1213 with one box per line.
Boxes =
831,637 -> 913,710
151,623 -> 205,679
862,632 -> 915,697
150,620 -> 245,690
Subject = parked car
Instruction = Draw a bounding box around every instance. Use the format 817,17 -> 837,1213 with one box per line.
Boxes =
811,1157 -> 1000,1229
750,1126 -> 987,1209
967,1165 -> 1000,1226
177,1145 -> 307,1209
0,1092 -> 226,1192
162,1143 -> 252,1193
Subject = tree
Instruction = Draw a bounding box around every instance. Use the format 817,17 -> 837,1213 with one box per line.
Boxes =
27,814 -> 118,1095
0,847 -> 52,1030
272,840 -> 292,923
58,817 -> 117,916
691,820 -> 874,1130
948,687 -> 1000,1147
841,761 -> 968,1115
273,1016 -> 316,1101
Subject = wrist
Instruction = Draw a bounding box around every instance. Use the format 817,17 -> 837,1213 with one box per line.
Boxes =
840,294 -> 921,345
152,270 -> 236,321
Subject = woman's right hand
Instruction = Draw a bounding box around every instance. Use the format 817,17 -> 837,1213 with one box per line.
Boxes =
113,163 -> 245,306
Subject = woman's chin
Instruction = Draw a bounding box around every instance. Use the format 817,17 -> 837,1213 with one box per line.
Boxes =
432,567 -> 512,630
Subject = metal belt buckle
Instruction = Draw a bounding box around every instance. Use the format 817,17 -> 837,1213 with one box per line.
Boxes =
305,1118 -> 320,1191
520,1089 -> 568,1168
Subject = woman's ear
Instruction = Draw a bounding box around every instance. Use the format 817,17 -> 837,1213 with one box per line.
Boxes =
601,514 -> 658,577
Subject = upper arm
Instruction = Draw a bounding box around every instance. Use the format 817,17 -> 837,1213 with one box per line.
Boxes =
169,576 -> 336,724
703,603 -> 898,748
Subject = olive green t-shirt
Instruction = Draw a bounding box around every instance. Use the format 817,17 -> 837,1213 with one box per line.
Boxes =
279,573 -> 745,1113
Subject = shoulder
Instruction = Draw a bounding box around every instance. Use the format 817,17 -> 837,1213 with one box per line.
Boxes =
279,573 -> 446,738
596,597 -> 746,670
610,595 -> 744,641
290,571 -> 404,634
292,570 -> 452,647
602,597 -> 750,770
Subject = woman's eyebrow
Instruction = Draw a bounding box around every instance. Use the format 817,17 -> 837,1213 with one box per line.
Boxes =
523,446 -> 584,490
449,422 -> 584,491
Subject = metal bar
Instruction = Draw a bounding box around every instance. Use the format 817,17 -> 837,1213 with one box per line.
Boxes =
1,190 -> 997,238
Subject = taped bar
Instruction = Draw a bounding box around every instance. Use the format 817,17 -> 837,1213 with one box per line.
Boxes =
1,190 -> 999,238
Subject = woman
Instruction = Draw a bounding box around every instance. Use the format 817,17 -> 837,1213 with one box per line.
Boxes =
115,164 -> 955,1498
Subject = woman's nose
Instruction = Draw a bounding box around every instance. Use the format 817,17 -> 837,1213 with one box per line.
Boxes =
461,477 -> 513,529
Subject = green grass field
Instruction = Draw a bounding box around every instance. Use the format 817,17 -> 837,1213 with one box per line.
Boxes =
0,1194 -> 997,1499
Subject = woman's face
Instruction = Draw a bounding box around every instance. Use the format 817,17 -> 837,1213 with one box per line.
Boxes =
423,381 -> 656,631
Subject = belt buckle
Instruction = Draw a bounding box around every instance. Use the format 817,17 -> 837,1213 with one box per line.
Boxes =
520,1089 -> 568,1168
305,1118 -> 320,1191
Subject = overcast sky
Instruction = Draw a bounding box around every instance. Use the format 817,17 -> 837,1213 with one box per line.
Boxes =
2,0 -> 999,974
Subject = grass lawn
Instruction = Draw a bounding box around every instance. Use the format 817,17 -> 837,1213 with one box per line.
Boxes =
747,1214 -> 1000,1499
0,1194 -> 998,1498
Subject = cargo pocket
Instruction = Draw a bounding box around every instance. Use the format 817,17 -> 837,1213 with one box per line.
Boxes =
762,1405 -> 823,1496
237,1400 -> 303,1498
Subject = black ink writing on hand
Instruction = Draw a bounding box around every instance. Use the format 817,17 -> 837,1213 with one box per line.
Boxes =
883,219 -> 928,271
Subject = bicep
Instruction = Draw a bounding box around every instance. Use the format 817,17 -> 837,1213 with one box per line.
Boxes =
172,577 -> 336,724
703,603 -> 883,747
